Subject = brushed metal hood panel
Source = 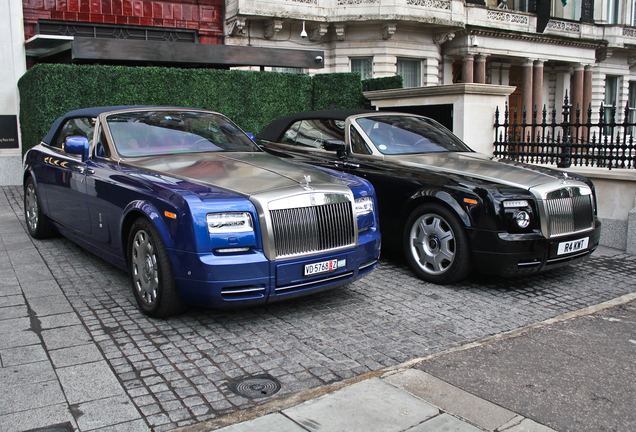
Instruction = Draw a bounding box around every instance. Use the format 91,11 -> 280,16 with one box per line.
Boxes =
389,152 -> 563,190
125,152 -> 342,196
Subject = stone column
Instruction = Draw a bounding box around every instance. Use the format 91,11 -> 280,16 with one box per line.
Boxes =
532,60 -> 544,117
442,55 -> 455,85
583,64 -> 594,123
521,59 -> 534,121
571,64 -> 585,122
474,54 -> 487,84
462,54 -> 474,84
374,55 -> 397,78
424,57 -> 439,86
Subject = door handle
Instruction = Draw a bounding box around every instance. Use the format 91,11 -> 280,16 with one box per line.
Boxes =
75,166 -> 95,175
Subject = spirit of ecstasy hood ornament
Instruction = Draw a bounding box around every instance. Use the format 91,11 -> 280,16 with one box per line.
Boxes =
562,172 -> 569,183
302,175 -> 313,191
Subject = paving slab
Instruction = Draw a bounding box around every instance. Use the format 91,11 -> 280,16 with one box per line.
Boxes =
282,378 -> 439,432
215,413 -> 305,432
384,369 -> 517,431
407,413 -> 483,432
56,360 -> 127,405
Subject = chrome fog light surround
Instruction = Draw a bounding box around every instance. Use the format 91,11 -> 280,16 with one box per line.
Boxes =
515,211 -> 531,228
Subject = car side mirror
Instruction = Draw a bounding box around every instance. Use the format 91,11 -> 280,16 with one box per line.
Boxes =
246,133 -> 256,142
64,136 -> 90,162
323,139 -> 345,152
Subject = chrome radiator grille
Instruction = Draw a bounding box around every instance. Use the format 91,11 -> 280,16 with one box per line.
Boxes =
270,201 -> 355,259
545,189 -> 594,237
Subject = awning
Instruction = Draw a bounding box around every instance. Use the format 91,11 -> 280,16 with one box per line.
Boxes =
25,36 -> 325,69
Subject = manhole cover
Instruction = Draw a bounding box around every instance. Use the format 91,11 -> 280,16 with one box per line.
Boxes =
228,375 -> 281,399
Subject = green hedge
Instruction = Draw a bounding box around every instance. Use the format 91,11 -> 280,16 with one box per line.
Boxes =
18,64 -> 366,154
362,76 -> 403,92
312,72 -> 365,110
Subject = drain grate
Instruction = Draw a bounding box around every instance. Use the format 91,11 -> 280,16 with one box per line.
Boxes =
228,375 -> 281,399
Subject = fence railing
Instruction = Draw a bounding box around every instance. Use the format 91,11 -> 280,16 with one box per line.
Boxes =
493,94 -> 636,170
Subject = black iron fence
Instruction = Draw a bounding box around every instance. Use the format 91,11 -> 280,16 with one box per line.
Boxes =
493,94 -> 636,169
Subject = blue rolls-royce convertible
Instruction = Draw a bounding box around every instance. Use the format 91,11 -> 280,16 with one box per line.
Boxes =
23,107 -> 381,317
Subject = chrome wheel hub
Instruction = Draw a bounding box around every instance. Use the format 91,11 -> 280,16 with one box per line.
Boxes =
410,213 -> 455,275
25,183 -> 39,232
131,230 -> 158,305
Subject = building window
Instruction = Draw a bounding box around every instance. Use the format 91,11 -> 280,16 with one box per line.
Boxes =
351,58 -> 373,80
397,59 -> 421,88
604,75 -> 619,133
628,82 -> 636,134
607,0 -> 619,24
632,0 -> 636,25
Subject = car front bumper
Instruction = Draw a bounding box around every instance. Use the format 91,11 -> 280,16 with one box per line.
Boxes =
169,230 -> 381,308
468,219 -> 602,276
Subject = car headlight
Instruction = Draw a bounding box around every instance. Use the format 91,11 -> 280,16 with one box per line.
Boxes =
515,211 -> 531,228
502,199 -> 534,232
355,196 -> 374,216
207,212 -> 253,233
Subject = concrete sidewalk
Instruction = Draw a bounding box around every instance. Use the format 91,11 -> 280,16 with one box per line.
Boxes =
181,289 -> 636,432
201,370 -> 555,432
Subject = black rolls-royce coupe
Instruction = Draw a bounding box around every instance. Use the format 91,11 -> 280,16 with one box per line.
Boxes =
256,110 -> 602,284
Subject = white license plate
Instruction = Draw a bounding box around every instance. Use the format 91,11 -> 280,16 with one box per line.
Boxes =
304,259 -> 339,276
557,237 -> 589,255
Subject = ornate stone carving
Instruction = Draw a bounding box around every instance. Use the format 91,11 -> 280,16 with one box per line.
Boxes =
338,0 -> 378,4
407,0 -> 451,9
629,57 -> 636,70
335,24 -> 346,41
227,18 -> 246,36
623,27 -> 636,38
308,23 -> 329,41
596,48 -> 613,63
546,20 -> 580,32
434,31 -> 455,45
382,24 -> 397,40
264,20 -> 283,39
486,10 -> 529,24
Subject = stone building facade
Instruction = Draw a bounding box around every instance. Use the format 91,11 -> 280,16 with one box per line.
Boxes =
223,0 -> 636,129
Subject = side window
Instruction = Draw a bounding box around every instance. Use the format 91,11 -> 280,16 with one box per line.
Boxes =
350,126 -> 372,155
280,121 -> 302,145
295,120 -> 344,149
53,117 -> 96,150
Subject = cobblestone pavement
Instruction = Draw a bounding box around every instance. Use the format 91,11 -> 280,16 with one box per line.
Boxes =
3,185 -> 636,431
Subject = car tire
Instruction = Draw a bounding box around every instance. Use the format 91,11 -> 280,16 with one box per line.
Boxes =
129,218 -> 187,318
403,203 -> 472,284
24,177 -> 56,239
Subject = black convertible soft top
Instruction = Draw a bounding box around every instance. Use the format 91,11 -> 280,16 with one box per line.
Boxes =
41,106 -> 151,145
256,109 -> 373,142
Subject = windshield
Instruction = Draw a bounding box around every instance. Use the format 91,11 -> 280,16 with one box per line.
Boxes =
356,115 -> 471,155
107,110 -> 259,157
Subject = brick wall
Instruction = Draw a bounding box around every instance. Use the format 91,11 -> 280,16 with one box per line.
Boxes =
22,0 -> 224,44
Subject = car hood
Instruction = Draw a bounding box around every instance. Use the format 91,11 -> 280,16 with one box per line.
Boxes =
388,151 -> 569,190
125,152 -> 346,197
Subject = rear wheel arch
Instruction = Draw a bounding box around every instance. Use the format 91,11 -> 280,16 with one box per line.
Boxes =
23,175 -> 56,239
